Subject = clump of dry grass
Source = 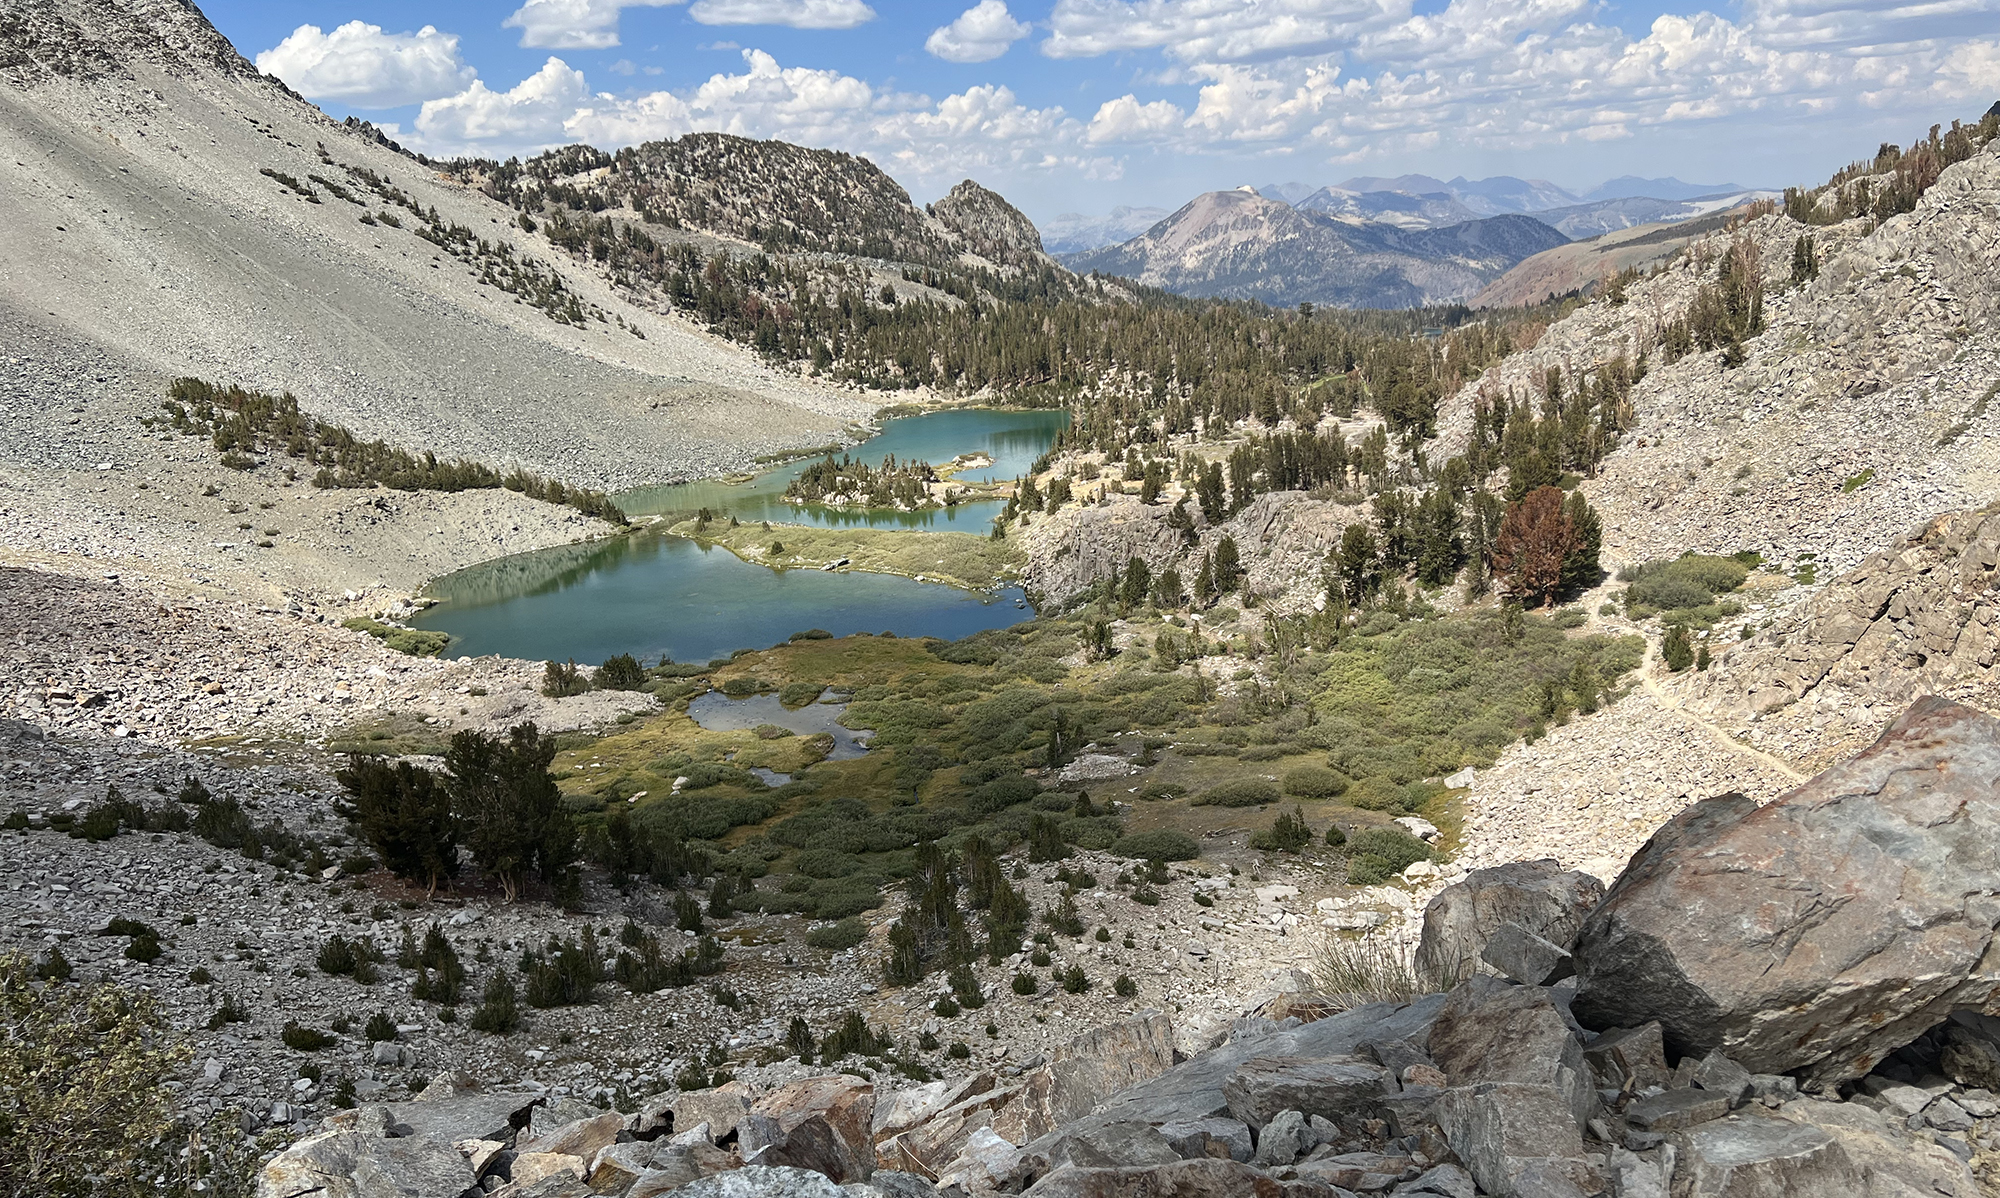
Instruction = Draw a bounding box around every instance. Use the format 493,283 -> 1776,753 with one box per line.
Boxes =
1309,932 -> 1456,1011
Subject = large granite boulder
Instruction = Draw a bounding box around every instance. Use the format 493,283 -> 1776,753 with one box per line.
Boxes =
1572,698 -> 2000,1088
1415,860 -> 1604,986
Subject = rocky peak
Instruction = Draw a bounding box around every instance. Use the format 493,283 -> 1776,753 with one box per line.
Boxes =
0,0 -> 260,85
930,179 -> 1049,271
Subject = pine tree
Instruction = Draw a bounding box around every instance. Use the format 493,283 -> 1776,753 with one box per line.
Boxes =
334,757 -> 458,897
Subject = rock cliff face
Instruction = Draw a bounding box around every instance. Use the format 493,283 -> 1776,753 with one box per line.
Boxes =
1676,505 -> 2000,757
931,180 -> 1054,273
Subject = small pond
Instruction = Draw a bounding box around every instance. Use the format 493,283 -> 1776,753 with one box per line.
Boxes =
685,691 -> 873,761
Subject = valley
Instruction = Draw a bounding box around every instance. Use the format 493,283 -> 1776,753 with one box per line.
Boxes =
2,1 -> 2000,1195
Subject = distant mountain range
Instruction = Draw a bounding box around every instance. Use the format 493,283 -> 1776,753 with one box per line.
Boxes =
1054,173 -> 1773,252
1045,170 -> 1776,305
1060,187 -> 1569,310
1039,206 -> 1174,256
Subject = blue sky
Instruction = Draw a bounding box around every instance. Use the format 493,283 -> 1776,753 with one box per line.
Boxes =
209,0 -> 2000,221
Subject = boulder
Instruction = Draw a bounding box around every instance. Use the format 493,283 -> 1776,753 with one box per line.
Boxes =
379,1087 -> 539,1145
934,1125 -> 1030,1192
1582,1023 -> 1669,1090
519,1112 -> 623,1160
1773,1098 -> 1980,1198
1572,699 -> 2000,1088
1415,860 -> 1604,986
1156,1117 -> 1254,1163
1431,1084 -> 1598,1198
1479,924 -> 1575,986
507,1152 -> 586,1188
671,1082 -> 757,1143
1426,977 -> 1594,1128
1626,1088 -> 1731,1133
254,1126 -> 480,1198
1669,1113 -> 1862,1196
1690,1051 -> 1754,1106
849,1172 -> 942,1198
1015,1011 -> 1180,1132
749,1076 -> 876,1182
651,1164 -> 848,1197
1022,1157 -> 1343,1197
1035,1121 -> 1183,1170
1399,1162 -> 1477,1198
1939,1011 -> 2000,1089
1248,1109 -> 1310,1167
1219,1055 -> 1393,1131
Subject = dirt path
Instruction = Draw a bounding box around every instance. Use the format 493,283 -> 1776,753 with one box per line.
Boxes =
1639,661 -> 1810,784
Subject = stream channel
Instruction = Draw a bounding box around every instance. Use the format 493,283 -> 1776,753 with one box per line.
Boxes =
410,408 -> 1067,665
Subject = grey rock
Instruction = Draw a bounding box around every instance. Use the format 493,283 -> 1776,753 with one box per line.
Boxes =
1221,1055 -> 1393,1132
1038,1121 -> 1182,1170
843,1172 -> 940,1198
1250,1109 -> 1310,1167
1427,977 -> 1594,1128
1670,1114 -> 1861,1196
254,1127 -> 479,1198
1940,1011 -> 2000,1090
381,1090 -> 539,1146
664,1165 -> 849,1197
1432,1083 -> 1599,1198
1574,699 -> 2000,1088
1627,1087 -> 1731,1132
1022,1156 -> 1343,1196
1582,1023 -> 1669,1091
1926,1098 -> 1974,1133
1157,1117 -> 1254,1163
1392,1162 -> 1476,1198
1480,923 -> 1575,986
1416,860 -> 1604,987
1604,1146 -> 1673,1198
1690,1051 -> 1754,1106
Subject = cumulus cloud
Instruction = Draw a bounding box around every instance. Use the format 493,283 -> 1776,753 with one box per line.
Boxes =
687,0 -> 878,28
1043,0 -> 1407,63
413,57 -> 592,156
403,48 -> 1100,185
1086,95 -> 1186,143
926,1 -> 1033,63
254,21 -> 474,108
503,0 -> 684,51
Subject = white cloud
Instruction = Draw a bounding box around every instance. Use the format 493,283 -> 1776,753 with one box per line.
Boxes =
402,48 -> 1100,186
413,57 -> 592,156
926,1 -> 1032,63
1044,0 -> 1408,64
254,21 -> 474,108
686,0 -> 878,29
1086,94 -> 1186,143
503,0 -> 684,51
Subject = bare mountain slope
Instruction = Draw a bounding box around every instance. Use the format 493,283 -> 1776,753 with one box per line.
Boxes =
1436,140 -> 2000,581
0,0 -> 874,491
1061,187 -> 1567,308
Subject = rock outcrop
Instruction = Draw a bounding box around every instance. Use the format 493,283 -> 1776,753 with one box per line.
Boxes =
1572,697 -> 2000,1088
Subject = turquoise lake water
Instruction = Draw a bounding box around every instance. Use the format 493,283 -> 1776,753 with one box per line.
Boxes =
410,408 -> 1064,663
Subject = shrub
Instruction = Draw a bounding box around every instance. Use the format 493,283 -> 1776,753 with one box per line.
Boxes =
821,1010 -> 891,1060
1113,974 -> 1138,998
805,917 -> 868,951
0,954 -> 251,1196
1060,965 -> 1089,994
124,936 -> 164,964
779,682 -> 825,707
1250,806 -> 1312,853
933,997 -> 961,1018
469,972 -> 522,1035
1346,828 -> 1433,886
1663,625 -> 1696,672
1110,829 -> 1199,861
364,1012 -> 397,1042
282,1022 -> 336,1051
795,849 -> 863,879
786,1016 -> 817,1062
948,1041 -> 971,1060
1282,765 -> 1349,799
1191,779 -> 1281,807
542,660 -> 590,698
446,723 -> 576,903
525,931 -> 603,1008
1346,776 -> 1409,812
1043,893 -> 1085,936
595,653 -> 647,690
1324,824 -> 1348,848
1011,972 -> 1039,995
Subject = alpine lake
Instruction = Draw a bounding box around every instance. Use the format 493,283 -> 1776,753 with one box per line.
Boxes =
408,408 -> 1068,666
